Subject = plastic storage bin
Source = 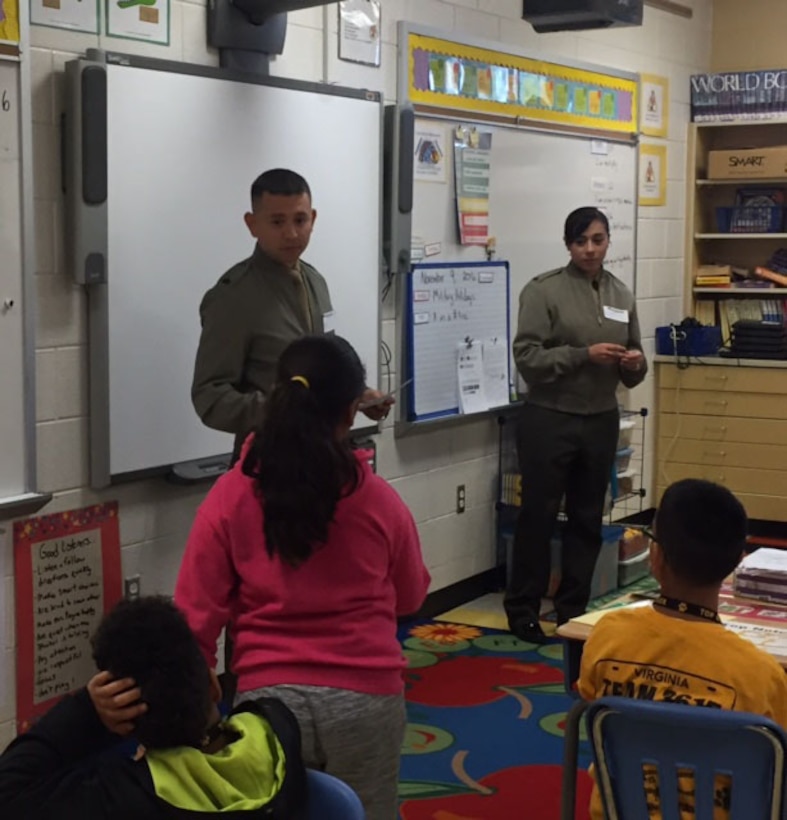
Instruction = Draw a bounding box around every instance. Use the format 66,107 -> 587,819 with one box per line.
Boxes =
619,527 -> 650,561
618,549 -> 651,587
615,447 -> 634,474
618,418 -> 636,449
616,472 -> 635,498
548,524 -> 623,600
592,525 -> 625,598
655,324 -> 722,357
715,205 -> 785,234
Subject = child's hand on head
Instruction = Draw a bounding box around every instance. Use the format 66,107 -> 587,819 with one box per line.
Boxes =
87,670 -> 147,736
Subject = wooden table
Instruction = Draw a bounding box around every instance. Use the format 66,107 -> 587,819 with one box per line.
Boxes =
557,585 -> 787,690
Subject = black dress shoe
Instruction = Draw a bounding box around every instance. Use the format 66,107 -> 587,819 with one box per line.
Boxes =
555,611 -> 581,627
510,620 -> 549,645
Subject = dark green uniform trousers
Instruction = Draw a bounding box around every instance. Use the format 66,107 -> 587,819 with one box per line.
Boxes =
504,403 -> 619,630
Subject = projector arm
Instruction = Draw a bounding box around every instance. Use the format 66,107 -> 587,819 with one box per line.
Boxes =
232,0 -> 337,27
209,0 -> 337,73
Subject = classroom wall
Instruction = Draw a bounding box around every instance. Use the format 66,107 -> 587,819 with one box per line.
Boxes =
710,0 -> 787,72
0,0 -> 713,744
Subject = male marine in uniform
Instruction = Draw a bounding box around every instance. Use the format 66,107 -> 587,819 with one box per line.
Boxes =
192,168 -> 388,455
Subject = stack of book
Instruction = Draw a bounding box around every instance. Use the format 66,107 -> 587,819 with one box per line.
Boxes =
713,299 -> 787,342
734,548 -> 787,604
693,300 -> 717,326
724,319 -> 787,359
752,248 -> 787,287
691,69 -> 787,122
695,264 -> 731,288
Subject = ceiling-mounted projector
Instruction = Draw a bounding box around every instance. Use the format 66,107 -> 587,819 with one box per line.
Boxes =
522,0 -> 644,33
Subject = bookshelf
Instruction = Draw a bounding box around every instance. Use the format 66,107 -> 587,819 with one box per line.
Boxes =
693,287 -> 787,295
686,121 -> 787,338
652,120 -> 787,525
697,178 -> 787,188
694,233 -> 787,240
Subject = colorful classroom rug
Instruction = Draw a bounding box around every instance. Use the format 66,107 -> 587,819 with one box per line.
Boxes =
397,620 -> 593,820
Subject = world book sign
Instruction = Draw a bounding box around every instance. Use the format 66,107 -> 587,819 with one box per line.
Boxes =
14,503 -> 122,732
691,69 -> 787,122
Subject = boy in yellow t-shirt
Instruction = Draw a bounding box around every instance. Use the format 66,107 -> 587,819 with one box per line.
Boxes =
578,478 -> 787,820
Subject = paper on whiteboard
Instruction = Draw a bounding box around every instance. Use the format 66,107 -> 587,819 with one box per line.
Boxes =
457,341 -> 489,414
414,123 -> 448,184
322,311 -> 336,333
483,338 -> 509,407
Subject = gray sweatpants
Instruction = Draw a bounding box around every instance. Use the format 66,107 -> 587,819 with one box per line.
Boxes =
237,684 -> 406,820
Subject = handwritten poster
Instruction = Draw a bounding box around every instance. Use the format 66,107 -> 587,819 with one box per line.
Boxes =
0,526 -> 8,710
14,503 -> 121,732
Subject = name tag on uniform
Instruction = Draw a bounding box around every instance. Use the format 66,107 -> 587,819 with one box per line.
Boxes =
323,311 -> 336,333
603,305 -> 629,323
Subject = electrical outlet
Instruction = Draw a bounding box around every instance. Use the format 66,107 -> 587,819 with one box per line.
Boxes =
124,575 -> 141,600
456,484 -> 466,514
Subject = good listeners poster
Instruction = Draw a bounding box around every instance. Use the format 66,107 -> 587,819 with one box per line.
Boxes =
14,502 -> 122,732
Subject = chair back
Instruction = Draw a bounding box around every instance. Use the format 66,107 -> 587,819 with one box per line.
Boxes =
306,768 -> 365,819
586,696 -> 787,820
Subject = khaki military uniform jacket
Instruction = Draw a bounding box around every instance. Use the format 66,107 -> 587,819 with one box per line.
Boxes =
192,246 -> 332,439
513,262 -> 647,414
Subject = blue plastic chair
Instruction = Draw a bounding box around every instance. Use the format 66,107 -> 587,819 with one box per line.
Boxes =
306,768 -> 365,819
585,697 -> 787,820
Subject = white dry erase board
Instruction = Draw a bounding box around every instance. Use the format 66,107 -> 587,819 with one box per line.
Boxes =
411,117 -> 637,304
407,261 -> 510,421
65,53 -> 383,488
0,28 -> 48,517
0,57 -> 26,502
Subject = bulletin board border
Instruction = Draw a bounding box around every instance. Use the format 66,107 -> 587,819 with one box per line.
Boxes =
401,26 -> 639,136
13,502 -> 122,732
405,260 -> 511,425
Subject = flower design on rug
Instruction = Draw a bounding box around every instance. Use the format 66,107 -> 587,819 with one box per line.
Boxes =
409,623 -> 482,645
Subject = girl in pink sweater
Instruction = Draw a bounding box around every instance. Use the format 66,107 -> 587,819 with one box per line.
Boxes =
175,334 -> 430,820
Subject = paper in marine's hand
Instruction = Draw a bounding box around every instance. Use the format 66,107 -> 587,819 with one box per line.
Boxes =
358,378 -> 414,409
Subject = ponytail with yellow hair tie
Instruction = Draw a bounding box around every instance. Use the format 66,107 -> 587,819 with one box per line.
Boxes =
290,375 -> 310,389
